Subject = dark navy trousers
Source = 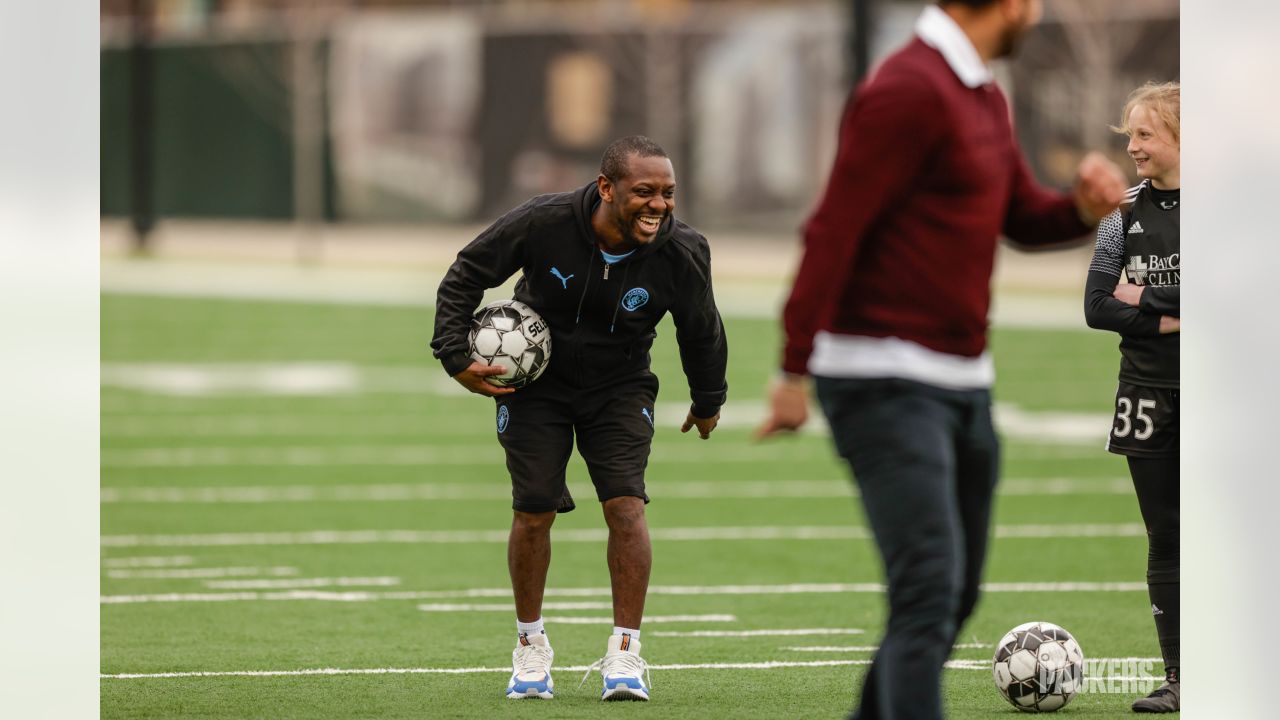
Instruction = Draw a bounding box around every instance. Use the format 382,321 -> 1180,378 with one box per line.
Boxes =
815,377 -> 1000,720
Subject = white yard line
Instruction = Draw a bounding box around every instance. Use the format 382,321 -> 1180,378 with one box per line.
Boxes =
784,646 -> 881,652
99,442 -> 1102,468
417,602 -> 614,612
99,363 -> 448,397
982,582 -> 1146,591
634,582 -> 887,596
944,660 -> 991,670
99,478 -> 1132,504
98,362 -> 1107,445
99,660 -> 867,680
101,409 -> 1108,450
101,406 -> 1107,444
784,642 -> 990,652
108,567 -> 298,580
650,628 -> 864,638
990,526 -> 1144,538
100,523 -> 1146,548
310,583 -> 883,600
204,577 -> 400,590
107,444 -> 1100,465
100,415 -> 480,439
98,481 -> 847,504
1002,478 -> 1132,495
545,615 -> 736,625
101,581 -> 1145,605
101,657 -> 1160,681
102,555 -> 195,568
98,443 -> 827,468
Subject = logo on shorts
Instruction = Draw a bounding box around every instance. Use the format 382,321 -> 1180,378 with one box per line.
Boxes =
621,287 -> 649,311
641,407 -> 654,428
497,405 -> 509,433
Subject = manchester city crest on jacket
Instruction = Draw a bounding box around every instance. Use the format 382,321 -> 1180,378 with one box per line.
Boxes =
621,287 -> 650,311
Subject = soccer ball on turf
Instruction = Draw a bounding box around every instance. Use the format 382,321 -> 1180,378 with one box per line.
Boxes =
992,621 -> 1085,712
467,299 -> 551,388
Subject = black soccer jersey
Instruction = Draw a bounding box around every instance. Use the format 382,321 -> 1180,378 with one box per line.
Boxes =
1084,181 -> 1180,388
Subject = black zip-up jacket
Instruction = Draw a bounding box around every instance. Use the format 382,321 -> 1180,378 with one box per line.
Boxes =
432,181 -> 728,418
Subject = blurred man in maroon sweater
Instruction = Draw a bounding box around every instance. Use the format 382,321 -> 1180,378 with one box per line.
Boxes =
756,1 -> 1126,718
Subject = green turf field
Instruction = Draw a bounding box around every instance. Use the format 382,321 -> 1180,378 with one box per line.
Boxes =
101,293 -> 1171,718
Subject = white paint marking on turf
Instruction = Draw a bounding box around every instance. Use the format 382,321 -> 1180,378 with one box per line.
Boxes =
99,444 -> 824,467
652,401 -> 1110,445
649,582 -> 884,595
544,615 -> 736,625
1000,478 -> 1132,496
990,403 -> 1112,446
101,555 -> 194,568
784,642 -> 990,652
100,591 -> 373,604
983,582 -> 1146,592
99,363 -> 1105,445
943,660 -> 996,670
784,646 -> 880,652
102,657 -> 1162,680
108,566 -> 298,580
1001,524 -> 1144,539
417,602 -> 615,612
99,523 -> 1147,548
204,576 -> 400,590
649,628 -> 865,638
98,481 -> 848,503
99,363 -> 444,397
99,439 -> 1104,468
993,525 -> 1146,538
101,414 -> 458,438
98,477 -> 1133,504
944,658 -> 1162,672
100,581 -> 1146,605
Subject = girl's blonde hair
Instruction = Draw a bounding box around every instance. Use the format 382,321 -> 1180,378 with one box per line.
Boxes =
1112,81 -> 1180,146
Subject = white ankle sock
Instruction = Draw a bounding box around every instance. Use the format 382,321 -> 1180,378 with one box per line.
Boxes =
612,626 -> 640,640
517,617 -> 545,638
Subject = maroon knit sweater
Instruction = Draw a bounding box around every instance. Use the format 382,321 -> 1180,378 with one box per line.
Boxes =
782,38 -> 1090,375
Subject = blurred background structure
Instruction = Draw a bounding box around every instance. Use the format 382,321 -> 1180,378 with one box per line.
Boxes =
101,0 -> 1178,253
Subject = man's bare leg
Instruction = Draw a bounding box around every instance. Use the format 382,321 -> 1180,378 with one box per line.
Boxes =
509,510 -> 556,621
506,510 -> 557,700
602,496 -> 651,628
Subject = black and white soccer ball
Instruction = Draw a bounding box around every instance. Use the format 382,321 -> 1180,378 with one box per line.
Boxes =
467,299 -> 551,388
992,621 -> 1085,712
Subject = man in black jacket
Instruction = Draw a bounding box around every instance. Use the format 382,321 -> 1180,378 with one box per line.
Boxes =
431,136 -> 727,702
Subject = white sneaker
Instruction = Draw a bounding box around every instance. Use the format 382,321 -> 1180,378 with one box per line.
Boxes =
505,633 -> 554,699
580,633 -> 650,701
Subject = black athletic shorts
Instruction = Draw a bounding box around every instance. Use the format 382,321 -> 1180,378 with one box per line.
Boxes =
1106,382 -> 1179,458
494,371 -> 658,513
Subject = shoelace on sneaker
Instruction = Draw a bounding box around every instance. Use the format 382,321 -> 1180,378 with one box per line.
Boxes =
577,651 -> 652,690
512,644 -> 553,678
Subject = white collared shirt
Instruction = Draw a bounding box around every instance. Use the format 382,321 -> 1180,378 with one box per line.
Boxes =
809,333 -> 995,391
914,4 -> 993,88
805,5 -> 996,390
